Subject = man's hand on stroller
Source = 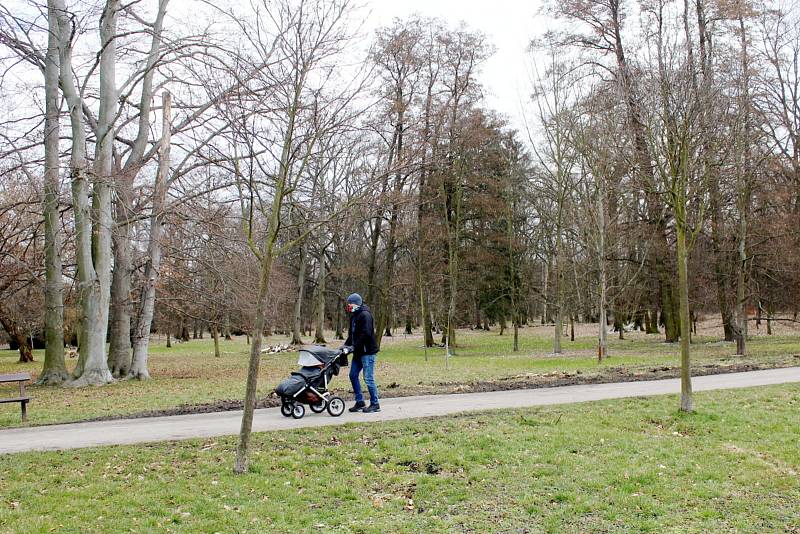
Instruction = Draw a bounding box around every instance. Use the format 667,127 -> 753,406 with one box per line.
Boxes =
339,345 -> 353,355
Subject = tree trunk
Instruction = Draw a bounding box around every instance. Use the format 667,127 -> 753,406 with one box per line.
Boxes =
384,309 -> 393,338
645,309 -> 657,334
39,0 -> 68,384
541,262 -> 549,324
506,188 -> 520,353
444,182 -> 461,349
224,311 -> 232,341
569,315 -> 575,342
212,323 -> 220,358
376,113 -> 404,348
236,65 -> 300,473
416,188 -> 433,346
291,243 -> 309,345
109,0 -> 169,377
598,192 -> 608,360
554,312 -> 563,351
677,225 -> 693,412
334,296 -> 344,340
419,282 -> 434,347
766,303 -> 773,335
16,334 -> 34,363
446,244 -> 458,349
314,254 -> 327,344
616,314 -> 625,340
697,0 -> 735,343
711,195 -> 735,341
513,318 -> 519,352
107,154 -> 136,378
734,14 -> 752,357
417,69 -> 435,350
181,322 -> 190,342
0,312 -> 34,363
108,225 -> 133,377
234,247 -> 276,474
17,338 -> 34,363
755,302 -> 761,330
68,0 -> 120,387
659,258 -> 680,343
598,303 -> 608,362
69,174 -> 114,386
366,211 -> 383,306
610,0 -> 679,344
734,229 -> 747,357
553,247 -> 563,354
474,293 -> 482,330
129,91 -> 171,381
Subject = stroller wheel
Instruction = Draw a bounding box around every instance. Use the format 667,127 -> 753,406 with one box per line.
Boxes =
291,404 -> 306,419
327,396 -> 345,417
280,402 -> 293,417
310,400 -> 327,413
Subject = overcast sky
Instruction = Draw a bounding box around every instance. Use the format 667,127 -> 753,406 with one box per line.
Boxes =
158,0 -> 544,133
365,0 -> 544,134
5,0 -> 545,136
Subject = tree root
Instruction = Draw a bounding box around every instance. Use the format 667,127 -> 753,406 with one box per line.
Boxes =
35,369 -> 71,386
126,369 -> 151,381
66,368 -> 115,387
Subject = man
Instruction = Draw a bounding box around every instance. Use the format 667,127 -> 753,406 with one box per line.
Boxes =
343,293 -> 380,413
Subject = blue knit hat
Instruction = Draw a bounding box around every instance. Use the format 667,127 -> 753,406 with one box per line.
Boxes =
346,293 -> 363,306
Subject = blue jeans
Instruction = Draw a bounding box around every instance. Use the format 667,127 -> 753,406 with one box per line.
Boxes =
349,354 -> 379,405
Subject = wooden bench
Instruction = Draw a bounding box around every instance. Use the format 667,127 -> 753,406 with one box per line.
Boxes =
0,372 -> 31,422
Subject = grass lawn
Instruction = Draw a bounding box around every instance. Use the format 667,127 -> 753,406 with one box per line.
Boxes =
1,321 -> 799,428
0,384 -> 798,533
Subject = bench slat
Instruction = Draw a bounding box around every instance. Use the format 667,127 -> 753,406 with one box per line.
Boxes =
0,373 -> 32,383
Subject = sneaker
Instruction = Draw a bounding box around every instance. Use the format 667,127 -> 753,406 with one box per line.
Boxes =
348,401 -> 366,413
363,404 -> 381,413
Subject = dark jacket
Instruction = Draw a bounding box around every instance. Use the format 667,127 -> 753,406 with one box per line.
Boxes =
345,304 -> 379,359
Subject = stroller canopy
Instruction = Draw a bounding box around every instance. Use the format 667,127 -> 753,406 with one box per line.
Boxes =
297,345 -> 340,366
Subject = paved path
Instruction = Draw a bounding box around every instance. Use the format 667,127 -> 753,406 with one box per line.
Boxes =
1,367 -> 799,455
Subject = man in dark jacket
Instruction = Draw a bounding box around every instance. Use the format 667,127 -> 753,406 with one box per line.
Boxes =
343,293 -> 380,413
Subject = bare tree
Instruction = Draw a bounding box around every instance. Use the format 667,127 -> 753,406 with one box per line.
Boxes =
640,0 -> 714,411
228,0 -> 367,474
49,0 -> 116,386
527,49 -> 580,354
39,0 -> 68,383
128,91 -> 172,380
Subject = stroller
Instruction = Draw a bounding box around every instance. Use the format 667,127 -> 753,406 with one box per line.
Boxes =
275,345 -> 351,419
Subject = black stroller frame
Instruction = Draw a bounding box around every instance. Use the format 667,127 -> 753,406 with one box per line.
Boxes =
276,345 -> 351,419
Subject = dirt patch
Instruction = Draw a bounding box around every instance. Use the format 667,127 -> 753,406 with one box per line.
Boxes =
74,360 -> 796,424
432,361 -> 776,394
